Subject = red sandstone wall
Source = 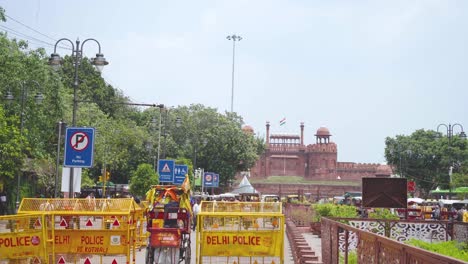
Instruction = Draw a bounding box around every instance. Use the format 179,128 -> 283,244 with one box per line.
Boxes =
250,142 -> 385,181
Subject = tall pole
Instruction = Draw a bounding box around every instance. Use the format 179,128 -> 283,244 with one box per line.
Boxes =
50,37 -> 108,198
68,39 -> 80,198
55,121 -> 65,198
11,80 -> 43,211
156,106 -> 163,172
226,34 -> 242,113
15,82 -> 26,211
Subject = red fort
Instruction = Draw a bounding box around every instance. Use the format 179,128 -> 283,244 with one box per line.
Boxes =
244,122 -> 392,197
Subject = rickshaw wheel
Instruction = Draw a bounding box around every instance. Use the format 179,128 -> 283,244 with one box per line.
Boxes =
184,240 -> 191,264
146,246 -> 155,264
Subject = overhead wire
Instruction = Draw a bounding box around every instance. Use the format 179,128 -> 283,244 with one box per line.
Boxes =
5,14 -> 57,43
0,25 -> 71,50
1,14 -> 118,94
1,14 -> 72,51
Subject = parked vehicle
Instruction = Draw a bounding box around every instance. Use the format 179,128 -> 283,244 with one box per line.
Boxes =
145,185 -> 192,264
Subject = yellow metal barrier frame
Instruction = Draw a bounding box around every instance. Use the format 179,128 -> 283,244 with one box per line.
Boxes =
0,213 -> 48,263
135,200 -> 150,248
15,198 -> 139,264
196,201 -> 284,264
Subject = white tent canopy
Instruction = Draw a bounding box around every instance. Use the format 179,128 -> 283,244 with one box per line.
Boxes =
231,175 -> 258,194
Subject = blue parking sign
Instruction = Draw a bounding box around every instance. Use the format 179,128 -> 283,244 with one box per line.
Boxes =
64,127 -> 95,168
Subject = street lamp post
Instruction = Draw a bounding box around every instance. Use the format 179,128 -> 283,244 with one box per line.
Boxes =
161,110 -> 181,159
4,80 -> 44,211
194,138 -> 208,193
437,123 -> 466,199
49,38 -> 108,198
226,34 -> 242,113
148,104 -> 166,172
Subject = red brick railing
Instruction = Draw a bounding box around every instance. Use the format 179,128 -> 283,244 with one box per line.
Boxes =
286,220 -> 321,264
321,218 -> 467,264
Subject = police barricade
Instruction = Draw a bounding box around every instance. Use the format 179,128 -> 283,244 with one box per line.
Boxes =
0,213 -> 48,263
197,201 -> 284,264
135,200 -> 149,248
17,198 -> 138,264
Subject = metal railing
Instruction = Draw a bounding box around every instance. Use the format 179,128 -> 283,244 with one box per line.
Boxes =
321,217 -> 467,264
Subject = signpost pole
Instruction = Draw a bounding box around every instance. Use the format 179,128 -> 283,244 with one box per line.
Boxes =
201,168 -> 205,195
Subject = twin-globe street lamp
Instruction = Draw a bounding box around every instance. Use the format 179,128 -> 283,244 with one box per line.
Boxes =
436,123 -> 466,198
4,80 -> 44,210
49,38 -> 109,197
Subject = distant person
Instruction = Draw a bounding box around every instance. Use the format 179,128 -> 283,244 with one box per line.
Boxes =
192,199 -> 201,231
432,206 -> 441,220
457,206 -> 465,222
449,206 -> 457,221
86,192 -> 96,211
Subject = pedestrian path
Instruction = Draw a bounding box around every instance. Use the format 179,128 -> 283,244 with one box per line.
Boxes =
285,221 -> 322,264
302,232 -> 322,261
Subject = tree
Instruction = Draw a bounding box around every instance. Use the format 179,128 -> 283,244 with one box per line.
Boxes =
0,6 -> 265,203
129,164 -> 158,198
385,129 -> 468,197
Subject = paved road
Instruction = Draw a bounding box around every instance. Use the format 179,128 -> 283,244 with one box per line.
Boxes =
136,226 -> 296,264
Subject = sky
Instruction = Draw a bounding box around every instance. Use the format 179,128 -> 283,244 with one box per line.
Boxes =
1,0 -> 467,164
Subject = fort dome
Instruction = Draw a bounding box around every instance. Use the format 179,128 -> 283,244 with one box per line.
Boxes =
315,127 -> 331,136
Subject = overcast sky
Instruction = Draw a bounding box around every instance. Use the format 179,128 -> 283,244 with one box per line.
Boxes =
1,0 -> 467,164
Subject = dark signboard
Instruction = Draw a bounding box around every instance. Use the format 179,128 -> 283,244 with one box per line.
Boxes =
362,178 -> 407,208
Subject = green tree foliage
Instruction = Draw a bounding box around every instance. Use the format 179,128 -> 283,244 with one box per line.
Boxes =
0,6 -> 265,213
385,129 -> 468,197
129,164 -> 158,198
0,7 -> 5,22
156,104 -> 265,189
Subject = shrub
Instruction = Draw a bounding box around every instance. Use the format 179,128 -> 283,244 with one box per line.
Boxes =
339,250 -> 357,264
406,239 -> 468,262
368,208 -> 399,220
311,203 -> 358,222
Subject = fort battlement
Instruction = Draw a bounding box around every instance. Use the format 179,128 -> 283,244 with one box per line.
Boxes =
249,122 -> 391,181
306,143 -> 337,152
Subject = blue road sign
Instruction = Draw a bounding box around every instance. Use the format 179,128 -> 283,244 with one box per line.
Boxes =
174,165 -> 188,185
158,159 -> 175,183
64,127 -> 95,168
213,173 -> 219,187
203,172 -> 215,187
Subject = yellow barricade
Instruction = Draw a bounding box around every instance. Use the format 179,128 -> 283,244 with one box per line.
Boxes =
197,201 -> 284,264
15,198 -> 139,264
135,200 -> 149,248
0,213 -> 48,263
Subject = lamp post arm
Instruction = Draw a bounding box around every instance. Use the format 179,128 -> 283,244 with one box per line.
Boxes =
80,38 -> 104,54
28,80 -> 41,90
53,38 -> 74,53
451,123 -> 465,134
437,124 -> 449,135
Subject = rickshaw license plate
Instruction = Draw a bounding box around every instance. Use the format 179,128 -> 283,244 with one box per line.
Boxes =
150,231 -> 181,247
